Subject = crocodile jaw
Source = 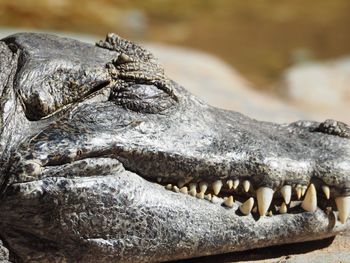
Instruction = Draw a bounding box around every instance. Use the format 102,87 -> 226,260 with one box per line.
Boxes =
1,158 -> 349,263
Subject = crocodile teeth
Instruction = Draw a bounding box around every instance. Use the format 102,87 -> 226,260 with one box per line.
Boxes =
196,192 -> 204,199
301,185 -> 307,197
227,180 -> 233,189
301,184 -> 317,212
279,202 -> 287,214
223,196 -> 234,208
173,186 -> 180,193
189,183 -> 197,190
335,196 -> 350,224
199,182 -> 208,193
165,184 -> 172,190
179,186 -> 188,194
212,180 -> 223,195
205,193 -> 212,201
322,185 -> 330,200
239,197 -> 254,215
233,179 -> 239,190
296,184 -> 302,200
256,187 -> 274,216
280,185 -> 292,204
188,188 -> 197,197
189,183 -> 197,196
243,180 -> 250,192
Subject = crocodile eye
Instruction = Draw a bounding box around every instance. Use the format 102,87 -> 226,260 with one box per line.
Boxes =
109,82 -> 176,113
97,33 -> 178,114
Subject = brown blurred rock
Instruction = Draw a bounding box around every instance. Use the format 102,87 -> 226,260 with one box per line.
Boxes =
283,58 -> 350,123
284,58 -> 350,106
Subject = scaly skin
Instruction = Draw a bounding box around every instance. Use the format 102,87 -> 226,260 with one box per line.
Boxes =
0,33 -> 349,262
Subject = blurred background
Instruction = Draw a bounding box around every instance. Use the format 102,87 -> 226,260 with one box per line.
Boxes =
0,0 -> 349,123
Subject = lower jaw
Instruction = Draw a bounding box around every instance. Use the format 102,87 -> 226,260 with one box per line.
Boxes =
144,179 -> 349,261
1,168 -> 349,262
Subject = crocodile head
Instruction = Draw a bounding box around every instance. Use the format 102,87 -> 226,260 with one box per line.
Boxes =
0,33 -> 349,263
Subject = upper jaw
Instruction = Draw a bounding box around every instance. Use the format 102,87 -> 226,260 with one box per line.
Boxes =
4,32 -> 349,197
10,83 -> 350,224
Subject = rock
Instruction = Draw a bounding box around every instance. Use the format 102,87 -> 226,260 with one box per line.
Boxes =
284,58 -> 350,106
283,57 -> 350,123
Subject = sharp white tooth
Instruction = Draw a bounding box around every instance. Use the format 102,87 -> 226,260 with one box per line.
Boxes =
243,180 -> 250,192
296,184 -> 302,200
199,182 -> 208,193
179,186 -> 188,194
267,210 -> 273,217
335,196 -> 350,224
205,193 -> 212,201
189,183 -> 197,191
173,186 -> 180,193
301,184 -> 317,212
289,201 -> 302,208
223,196 -> 234,208
165,184 -> 172,190
189,188 -> 197,197
196,192 -> 204,199
227,180 -> 233,189
157,177 -> 162,183
256,187 -> 274,216
233,179 -> 239,189
322,185 -> 330,200
239,197 -> 254,215
279,202 -> 287,214
301,185 -> 307,197
212,180 -> 223,195
281,185 -> 292,204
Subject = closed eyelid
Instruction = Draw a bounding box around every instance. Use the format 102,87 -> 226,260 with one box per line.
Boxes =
109,82 -> 176,114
